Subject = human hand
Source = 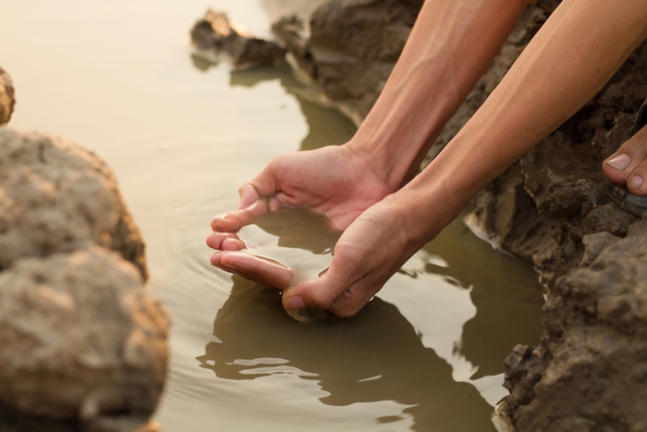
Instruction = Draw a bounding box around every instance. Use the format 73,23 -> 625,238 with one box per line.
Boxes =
280,192 -> 431,318
206,144 -> 395,296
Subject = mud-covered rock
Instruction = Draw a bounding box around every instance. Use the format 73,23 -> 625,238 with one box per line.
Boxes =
0,67 -> 15,125
191,10 -> 285,69
272,0 -> 424,125
0,247 -> 169,421
501,229 -> 647,431
470,41 -> 647,286
0,127 -> 147,279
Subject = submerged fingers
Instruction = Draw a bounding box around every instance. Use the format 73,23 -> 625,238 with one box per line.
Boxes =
212,251 -> 294,290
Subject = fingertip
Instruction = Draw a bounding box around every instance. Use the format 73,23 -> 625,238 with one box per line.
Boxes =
209,251 -> 226,267
211,213 -> 236,232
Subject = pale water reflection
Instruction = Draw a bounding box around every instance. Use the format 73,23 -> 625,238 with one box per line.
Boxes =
0,1 -> 543,431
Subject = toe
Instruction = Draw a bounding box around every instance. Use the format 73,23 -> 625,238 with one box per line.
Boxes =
627,159 -> 647,196
603,125 -> 647,187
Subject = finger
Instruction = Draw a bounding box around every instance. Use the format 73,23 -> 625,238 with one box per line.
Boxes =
211,199 -> 270,232
220,251 -> 293,289
205,232 -> 245,251
238,184 -> 260,209
282,249 -> 369,318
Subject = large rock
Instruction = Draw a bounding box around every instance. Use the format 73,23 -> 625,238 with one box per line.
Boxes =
0,127 -> 147,279
0,127 -> 168,430
469,40 -> 647,286
191,10 -> 285,69
272,0 -> 424,125
0,67 -> 15,125
0,247 -> 169,422
501,221 -> 647,431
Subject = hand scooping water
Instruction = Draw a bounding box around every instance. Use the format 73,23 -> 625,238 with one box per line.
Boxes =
231,207 -> 342,323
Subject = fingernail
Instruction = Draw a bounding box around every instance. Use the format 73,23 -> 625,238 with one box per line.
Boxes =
629,175 -> 644,190
283,295 -> 306,311
606,153 -> 632,171
293,308 -> 314,322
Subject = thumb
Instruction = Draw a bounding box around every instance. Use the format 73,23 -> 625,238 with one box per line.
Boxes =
238,184 -> 260,209
282,257 -> 369,320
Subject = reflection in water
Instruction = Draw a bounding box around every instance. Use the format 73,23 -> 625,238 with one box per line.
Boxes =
192,55 -> 357,150
197,277 -> 496,432
191,48 -> 543,430
250,207 -> 341,254
239,207 -> 341,284
420,220 -> 543,380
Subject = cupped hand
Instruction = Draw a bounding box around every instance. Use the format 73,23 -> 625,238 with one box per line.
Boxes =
280,192 -> 432,318
206,144 -> 396,295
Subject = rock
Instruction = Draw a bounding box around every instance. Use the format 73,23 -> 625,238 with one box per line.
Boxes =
0,66 -> 16,125
191,10 -> 285,69
468,40 -> 647,287
531,0 -> 562,13
0,127 -> 147,279
501,233 -> 647,431
0,247 -> 169,421
579,231 -> 620,267
272,0 -> 424,126
463,18 -> 647,432
260,0 -> 329,32
0,127 -> 166,428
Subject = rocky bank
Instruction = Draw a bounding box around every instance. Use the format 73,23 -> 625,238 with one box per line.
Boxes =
197,1 -> 647,430
0,69 -> 169,432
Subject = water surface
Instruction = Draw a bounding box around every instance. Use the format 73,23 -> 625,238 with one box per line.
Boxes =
0,1 -> 543,431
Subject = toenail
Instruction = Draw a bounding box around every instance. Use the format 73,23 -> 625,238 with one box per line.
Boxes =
629,175 -> 644,190
606,153 -> 632,171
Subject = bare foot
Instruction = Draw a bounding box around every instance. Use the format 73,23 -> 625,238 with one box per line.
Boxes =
603,124 -> 647,196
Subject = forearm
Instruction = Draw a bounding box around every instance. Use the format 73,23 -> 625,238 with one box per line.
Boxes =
403,0 -> 647,241
347,0 -> 527,190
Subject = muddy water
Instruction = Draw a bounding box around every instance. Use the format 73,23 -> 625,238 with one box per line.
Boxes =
0,1 -> 543,431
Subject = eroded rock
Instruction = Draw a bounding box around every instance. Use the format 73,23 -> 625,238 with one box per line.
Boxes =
501,230 -> 647,431
272,0 -> 424,125
191,10 -> 285,69
0,127 -> 147,279
0,67 -> 15,125
0,127 -> 167,430
0,247 -> 169,421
